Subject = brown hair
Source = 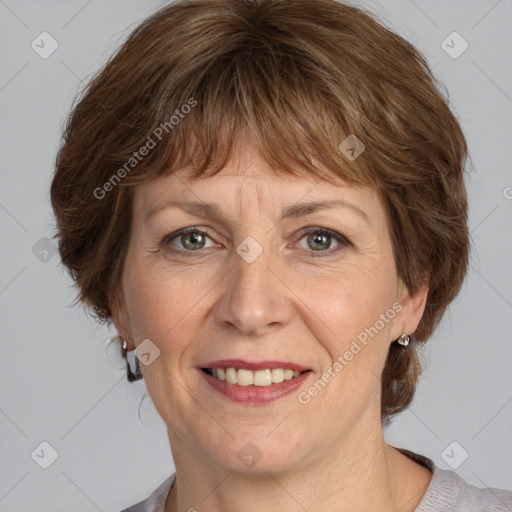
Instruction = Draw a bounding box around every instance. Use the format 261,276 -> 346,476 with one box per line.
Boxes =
50,0 -> 470,426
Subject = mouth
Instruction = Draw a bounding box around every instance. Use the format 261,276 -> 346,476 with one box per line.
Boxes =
201,367 -> 307,386
197,362 -> 313,406
198,359 -> 313,404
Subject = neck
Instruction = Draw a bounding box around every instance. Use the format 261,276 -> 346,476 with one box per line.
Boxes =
165,413 -> 431,512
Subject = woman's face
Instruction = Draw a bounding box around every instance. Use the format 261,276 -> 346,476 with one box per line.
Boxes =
113,133 -> 427,472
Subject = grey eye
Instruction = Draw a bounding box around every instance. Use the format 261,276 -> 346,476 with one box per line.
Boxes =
164,228 -> 215,251
180,231 -> 207,250
298,229 -> 345,253
306,232 -> 334,251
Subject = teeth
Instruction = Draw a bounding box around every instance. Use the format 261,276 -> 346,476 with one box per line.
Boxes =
254,369 -> 272,386
207,367 -> 303,385
225,368 -> 237,384
271,368 -> 284,383
237,369 -> 253,386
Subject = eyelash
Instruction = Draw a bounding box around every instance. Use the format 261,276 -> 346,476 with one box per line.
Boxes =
159,226 -> 350,258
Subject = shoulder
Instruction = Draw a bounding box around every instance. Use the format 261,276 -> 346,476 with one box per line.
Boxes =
418,465 -> 512,511
120,474 -> 175,512
406,451 -> 512,512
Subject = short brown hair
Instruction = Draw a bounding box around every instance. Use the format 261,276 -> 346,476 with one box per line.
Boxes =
50,0 -> 470,425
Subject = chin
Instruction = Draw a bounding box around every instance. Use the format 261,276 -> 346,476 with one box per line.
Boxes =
204,430 -> 308,474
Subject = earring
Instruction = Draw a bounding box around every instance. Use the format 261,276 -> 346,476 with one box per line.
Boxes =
396,330 -> 410,347
121,337 -> 144,382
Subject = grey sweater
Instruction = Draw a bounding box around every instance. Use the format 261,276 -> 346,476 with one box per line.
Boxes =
121,448 -> 512,511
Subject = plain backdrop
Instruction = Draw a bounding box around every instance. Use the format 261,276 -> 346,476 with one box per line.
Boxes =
0,0 -> 511,510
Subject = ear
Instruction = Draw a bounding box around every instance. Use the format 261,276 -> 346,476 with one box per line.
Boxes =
392,275 -> 429,341
110,286 -> 135,350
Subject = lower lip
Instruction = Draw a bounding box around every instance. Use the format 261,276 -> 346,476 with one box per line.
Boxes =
199,369 -> 311,404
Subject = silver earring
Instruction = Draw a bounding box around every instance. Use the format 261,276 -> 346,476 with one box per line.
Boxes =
397,330 -> 410,347
121,337 -> 144,382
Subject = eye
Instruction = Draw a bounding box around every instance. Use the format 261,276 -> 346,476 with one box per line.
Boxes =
159,226 -> 350,257
161,227 -> 217,252
296,227 -> 349,257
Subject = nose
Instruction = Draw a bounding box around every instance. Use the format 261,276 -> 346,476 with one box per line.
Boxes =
212,242 -> 293,337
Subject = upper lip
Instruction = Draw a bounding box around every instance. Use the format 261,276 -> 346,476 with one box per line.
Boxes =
201,359 -> 310,372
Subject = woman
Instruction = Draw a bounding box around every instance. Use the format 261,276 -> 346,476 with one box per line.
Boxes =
50,0 -> 512,510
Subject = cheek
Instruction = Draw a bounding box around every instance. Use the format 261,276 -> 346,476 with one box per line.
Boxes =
307,275 -> 396,410
123,259 -> 208,355
303,265 -> 398,409
312,262 -> 396,341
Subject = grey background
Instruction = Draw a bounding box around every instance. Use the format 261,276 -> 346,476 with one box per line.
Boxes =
0,0 -> 511,510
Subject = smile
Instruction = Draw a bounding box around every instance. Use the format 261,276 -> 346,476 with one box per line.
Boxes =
202,367 -> 303,386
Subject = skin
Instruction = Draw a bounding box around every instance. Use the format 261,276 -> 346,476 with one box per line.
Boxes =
112,130 -> 432,511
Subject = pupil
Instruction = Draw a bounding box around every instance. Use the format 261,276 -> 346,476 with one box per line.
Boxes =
184,231 -> 204,249
309,233 -> 330,250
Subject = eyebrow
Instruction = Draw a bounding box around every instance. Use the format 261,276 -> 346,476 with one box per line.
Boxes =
143,199 -> 370,225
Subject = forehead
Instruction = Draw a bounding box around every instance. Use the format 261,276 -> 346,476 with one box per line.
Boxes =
134,166 -> 379,221
132,131 -> 379,218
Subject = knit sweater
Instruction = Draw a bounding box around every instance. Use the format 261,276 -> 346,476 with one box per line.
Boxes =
120,448 -> 512,511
